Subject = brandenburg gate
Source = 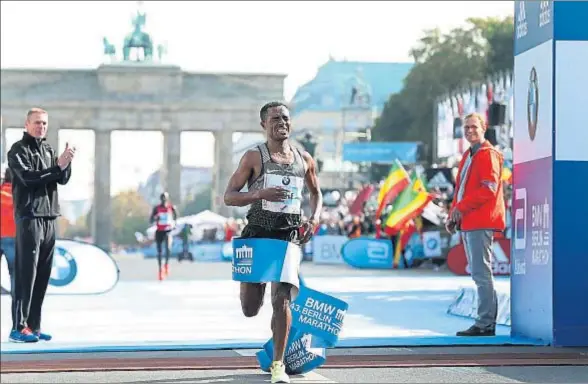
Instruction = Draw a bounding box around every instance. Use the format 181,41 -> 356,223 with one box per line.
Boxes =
0,6 -> 285,251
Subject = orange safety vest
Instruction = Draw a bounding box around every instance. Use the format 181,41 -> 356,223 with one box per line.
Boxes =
0,183 -> 16,238
451,141 -> 506,232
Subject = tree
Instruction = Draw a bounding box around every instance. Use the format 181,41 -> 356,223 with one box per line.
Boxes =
469,16 -> 515,75
110,189 -> 151,245
180,186 -> 212,216
63,213 -> 91,239
371,16 -> 514,167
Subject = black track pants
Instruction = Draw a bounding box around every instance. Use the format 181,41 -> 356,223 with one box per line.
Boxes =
12,217 -> 56,332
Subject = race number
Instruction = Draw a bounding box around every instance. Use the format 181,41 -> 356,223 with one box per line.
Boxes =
262,174 -> 304,214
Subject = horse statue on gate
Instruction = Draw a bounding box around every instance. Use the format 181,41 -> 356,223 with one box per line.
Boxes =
122,7 -> 153,61
102,37 -> 116,61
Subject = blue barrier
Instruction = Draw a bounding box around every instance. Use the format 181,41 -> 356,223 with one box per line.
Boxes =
231,238 -> 348,374
341,237 -> 394,269
139,241 -> 230,262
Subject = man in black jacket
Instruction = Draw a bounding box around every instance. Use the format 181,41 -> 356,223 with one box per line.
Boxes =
7,108 -> 74,343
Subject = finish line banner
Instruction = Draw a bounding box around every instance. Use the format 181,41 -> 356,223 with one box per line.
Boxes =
231,238 -> 348,374
256,280 -> 348,375
231,237 -> 302,296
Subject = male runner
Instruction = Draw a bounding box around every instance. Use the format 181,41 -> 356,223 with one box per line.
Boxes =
149,192 -> 178,280
224,101 -> 322,383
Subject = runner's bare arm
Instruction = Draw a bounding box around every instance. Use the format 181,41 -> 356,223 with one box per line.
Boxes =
224,150 -> 260,207
302,152 -> 322,224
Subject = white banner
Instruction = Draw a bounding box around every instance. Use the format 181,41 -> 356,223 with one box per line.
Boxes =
1,239 -> 119,295
312,235 -> 348,265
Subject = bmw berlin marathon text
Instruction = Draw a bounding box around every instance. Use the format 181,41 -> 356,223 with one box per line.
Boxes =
285,334 -> 317,371
291,298 -> 346,336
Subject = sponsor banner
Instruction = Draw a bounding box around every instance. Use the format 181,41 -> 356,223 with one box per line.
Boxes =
342,142 -> 420,164
257,327 -> 326,375
511,156 -> 553,341
447,287 -> 511,326
221,241 -> 233,261
422,231 -> 442,258
446,238 -> 512,276
341,238 -> 394,269
188,243 -> 224,262
290,285 -> 348,347
231,238 -> 301,294
514,1 -> 553,56
555,41 -> 588,161
0,239 -> 119,295
312,235 -> 347,265
513,38 -> 553,165
257,279 -> 347,374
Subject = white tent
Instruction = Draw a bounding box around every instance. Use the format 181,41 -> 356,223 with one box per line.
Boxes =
145,210 -> 228,240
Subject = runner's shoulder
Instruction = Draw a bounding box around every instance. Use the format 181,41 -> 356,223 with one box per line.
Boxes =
241,148 -> 262,167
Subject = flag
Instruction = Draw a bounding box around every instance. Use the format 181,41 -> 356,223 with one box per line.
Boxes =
392,216 -> 424,268
502,167 -> 512,184
375,160 -> 410,219
349,184 -> 375,216
383,170 -> 434,236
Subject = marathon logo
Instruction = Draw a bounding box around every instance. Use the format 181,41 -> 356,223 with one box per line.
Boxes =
333,309 -> 346,329
233,245 -> 253,275
235,245 -> 253,264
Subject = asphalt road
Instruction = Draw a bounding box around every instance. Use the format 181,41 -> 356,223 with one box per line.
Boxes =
2,366 -> 588,383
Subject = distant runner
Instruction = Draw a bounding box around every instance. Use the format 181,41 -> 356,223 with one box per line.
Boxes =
149,192 -> 178,280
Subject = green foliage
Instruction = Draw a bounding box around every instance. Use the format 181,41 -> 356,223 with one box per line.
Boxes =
110,190 -> 151,245
371,16 -> 514,168
65,189 -> 151,245
180,186 -> 212,216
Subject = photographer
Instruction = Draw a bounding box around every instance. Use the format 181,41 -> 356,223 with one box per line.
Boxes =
7,108 -> 74,343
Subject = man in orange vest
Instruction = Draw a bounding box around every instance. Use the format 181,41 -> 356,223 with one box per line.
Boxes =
149,192 -> 178,281
1,168 -> 16,294
447,112 -> 506,337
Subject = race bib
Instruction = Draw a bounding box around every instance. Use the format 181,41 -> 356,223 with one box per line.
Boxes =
262,174 -> 304,214
158,213 -> 171,225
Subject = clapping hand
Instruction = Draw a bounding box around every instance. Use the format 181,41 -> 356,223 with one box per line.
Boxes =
57,142 -> 76,170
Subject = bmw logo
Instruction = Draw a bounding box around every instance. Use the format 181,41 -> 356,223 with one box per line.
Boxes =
527,67 -> 539,141
282,176 -> 291,186
49,247 -> 78,287
426,238 -> 438,250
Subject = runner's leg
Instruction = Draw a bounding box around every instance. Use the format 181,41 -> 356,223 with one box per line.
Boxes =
270,282 -> 292,362
240,282 -> 266,317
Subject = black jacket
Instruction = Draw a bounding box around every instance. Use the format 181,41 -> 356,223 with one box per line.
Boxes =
7,132 -> 72,219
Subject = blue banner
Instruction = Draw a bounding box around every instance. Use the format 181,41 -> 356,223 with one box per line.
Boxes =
256,327 -> 326,375
231,238 -> 348,373
232,237 -> 302,294
221,241 -> 233,261
341,238 -> 394,269
290,285 -> 348,347
342,142 -> 420,164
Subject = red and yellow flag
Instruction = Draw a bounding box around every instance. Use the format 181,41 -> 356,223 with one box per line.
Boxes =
375,160 -> 410,219
383,170 -> 434,236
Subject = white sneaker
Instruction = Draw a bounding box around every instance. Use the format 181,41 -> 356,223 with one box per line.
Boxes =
270,361 -> 290,383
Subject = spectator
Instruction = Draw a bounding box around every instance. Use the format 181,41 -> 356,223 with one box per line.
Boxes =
448,112 -> 506,337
